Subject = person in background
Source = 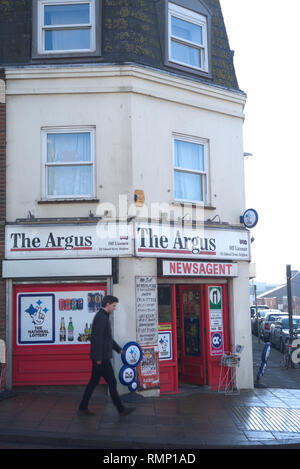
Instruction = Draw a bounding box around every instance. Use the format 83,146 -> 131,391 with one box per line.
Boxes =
78,295 -> 135,417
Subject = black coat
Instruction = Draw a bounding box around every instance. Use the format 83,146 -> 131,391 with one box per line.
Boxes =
90,308 -> 122,362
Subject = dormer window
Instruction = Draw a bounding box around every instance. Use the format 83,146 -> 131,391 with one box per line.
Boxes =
32,0 -> 101,59
156,0 -> 212,78
169,3 -> 208,72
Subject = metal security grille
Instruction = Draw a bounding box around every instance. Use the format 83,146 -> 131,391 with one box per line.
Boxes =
232,406 -> 300,433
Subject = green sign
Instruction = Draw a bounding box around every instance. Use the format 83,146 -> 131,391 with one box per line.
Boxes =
209,287 -> 222,310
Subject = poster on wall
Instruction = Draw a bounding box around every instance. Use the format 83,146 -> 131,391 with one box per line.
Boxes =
136,346 -> 160,390
18,294 -> 55,344
136,276 -> 158,346
158,331 -> 172,360
17,287 -> 106,346
208,286 -> 224,356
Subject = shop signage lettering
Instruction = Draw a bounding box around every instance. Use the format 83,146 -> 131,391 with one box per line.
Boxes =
6,224 -> 133,259
135,223 -> 250,261
162,260 -> 238,277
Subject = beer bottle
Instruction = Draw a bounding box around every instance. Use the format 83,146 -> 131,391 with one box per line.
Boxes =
68,317 -> 74,341
60,317 -> 66,342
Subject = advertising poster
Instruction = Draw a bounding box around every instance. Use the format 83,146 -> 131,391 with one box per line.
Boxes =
137,346 -> 160,389
17,286 -> 106,346
158,331 -> 172,360
208,286 -> 224,356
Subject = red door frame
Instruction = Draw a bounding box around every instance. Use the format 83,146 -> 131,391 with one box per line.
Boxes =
178,284 -> 206,386
159,285 -> 179,394
158,280 -> 231,393
12,282 -> 106,386
204,282 -> 231,389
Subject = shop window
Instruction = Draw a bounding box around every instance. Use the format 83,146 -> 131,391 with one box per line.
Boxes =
42,127 -> 96,200
158,285 -> 172,323
173,134 -> 210,205
32,0 -> 101,58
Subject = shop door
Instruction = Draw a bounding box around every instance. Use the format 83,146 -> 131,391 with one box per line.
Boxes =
158,284 -> 178,394
178,285 -> 206,385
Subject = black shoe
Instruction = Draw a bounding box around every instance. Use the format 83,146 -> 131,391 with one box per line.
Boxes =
120,407 -> 136,417
77,409 -> 96,417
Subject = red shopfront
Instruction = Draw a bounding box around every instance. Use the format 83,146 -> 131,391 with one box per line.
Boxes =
12,282 -> 107,386
158,260 -> 236,394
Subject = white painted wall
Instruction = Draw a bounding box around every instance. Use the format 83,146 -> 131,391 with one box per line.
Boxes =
6,65 -> 246,225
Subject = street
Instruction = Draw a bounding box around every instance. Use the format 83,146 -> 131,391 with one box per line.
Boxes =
252,334 -> 300,389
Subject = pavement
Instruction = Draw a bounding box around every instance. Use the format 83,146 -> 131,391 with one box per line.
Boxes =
2,336 -> 300,450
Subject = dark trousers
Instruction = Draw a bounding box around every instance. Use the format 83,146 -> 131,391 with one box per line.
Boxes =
79,360 -> 124,413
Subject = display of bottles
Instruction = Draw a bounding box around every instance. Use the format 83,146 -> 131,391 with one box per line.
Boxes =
60,317 -> 66,342
68,317 -> 74,341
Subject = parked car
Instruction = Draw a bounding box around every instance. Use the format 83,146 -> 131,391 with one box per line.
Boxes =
251,308 -> 271,335
259,311 -> 287,341
270,316 -> 300,352
250,305 -> 270,318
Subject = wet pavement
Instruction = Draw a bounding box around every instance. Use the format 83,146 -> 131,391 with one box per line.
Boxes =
1,336 -> 300,450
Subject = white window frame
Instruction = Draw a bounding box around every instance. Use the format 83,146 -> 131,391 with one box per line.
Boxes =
173,133 -> 210,205
37,0 -> 96,55
168,2 -> 208,72
42,126 -> 96,200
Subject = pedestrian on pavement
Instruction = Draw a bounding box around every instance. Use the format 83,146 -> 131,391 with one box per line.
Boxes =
78,295 -> 135,417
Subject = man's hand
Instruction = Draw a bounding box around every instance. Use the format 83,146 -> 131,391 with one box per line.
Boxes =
96,361 -> 102,365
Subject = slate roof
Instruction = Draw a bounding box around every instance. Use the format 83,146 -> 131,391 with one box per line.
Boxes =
0,0 -> 240,91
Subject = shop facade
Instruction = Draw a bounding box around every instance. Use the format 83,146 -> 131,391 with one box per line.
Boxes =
1,1 -> 252,394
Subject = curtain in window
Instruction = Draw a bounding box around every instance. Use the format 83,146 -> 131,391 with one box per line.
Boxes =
174,139 -> 204,201
171,17 -> 203,44
44,4 -> 90,51
174,140 -> 204,171
47,133 -> 92,196
171,16 -> 202,67
171,41 -> 200,68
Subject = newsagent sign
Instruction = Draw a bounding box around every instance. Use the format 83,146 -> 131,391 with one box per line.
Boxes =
160,260 -> 238,277
5,224 -> 133,259
135,223 -> 250,261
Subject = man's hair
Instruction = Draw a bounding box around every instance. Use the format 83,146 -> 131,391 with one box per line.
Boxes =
102,295 -> 119,307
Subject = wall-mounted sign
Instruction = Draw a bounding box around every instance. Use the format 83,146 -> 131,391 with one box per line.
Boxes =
241,209 -> 259,229
135,223 -> 250,261
6,223 -> 133,259
136,276 -> 158,346
160,260 -> 238,277
208,286 -> 224,356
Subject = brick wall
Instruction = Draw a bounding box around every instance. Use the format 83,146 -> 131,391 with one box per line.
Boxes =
0,69 -> 6,341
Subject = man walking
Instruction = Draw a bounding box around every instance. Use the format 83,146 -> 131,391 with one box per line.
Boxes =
78,295 -> 135,417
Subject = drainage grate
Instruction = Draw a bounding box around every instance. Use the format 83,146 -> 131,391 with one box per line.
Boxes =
232,406 -> 300,433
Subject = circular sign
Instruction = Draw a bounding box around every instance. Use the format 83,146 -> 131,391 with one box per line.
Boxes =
121,342 -> 143,367
242,209 -> 259,229
211,332 -> 222,349
128,380 -> 139,393
118,365 -> 136,386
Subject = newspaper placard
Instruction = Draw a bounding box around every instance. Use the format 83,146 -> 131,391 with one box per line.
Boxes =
136,276 -> 158,346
